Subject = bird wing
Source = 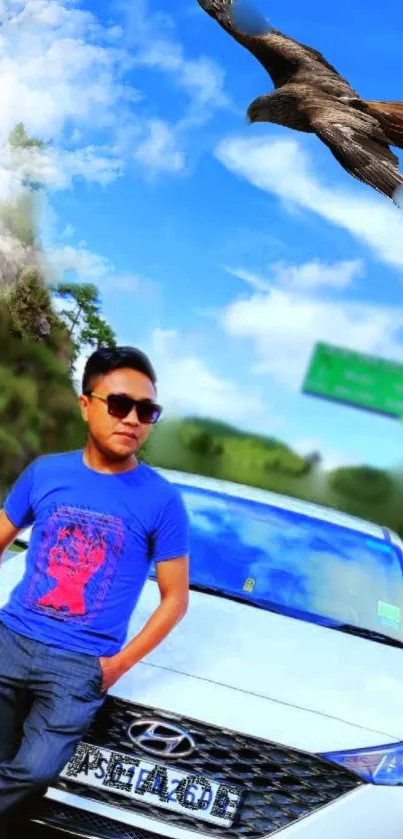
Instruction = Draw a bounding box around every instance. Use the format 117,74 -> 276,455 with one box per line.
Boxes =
197,0 -> 349,88
310,107 -> 403,198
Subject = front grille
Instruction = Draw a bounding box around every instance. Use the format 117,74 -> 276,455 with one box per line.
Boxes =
27,799 -> 167,839
56,697 -> 361,838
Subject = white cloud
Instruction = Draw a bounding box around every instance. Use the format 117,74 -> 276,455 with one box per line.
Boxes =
0,0 -> 228,194
7,145 -> 122,194
220,287 -> 403,389
0,0 -> 230,294
0,0 -> 135,196
44,243 -> 110,282
126,0 -> 228,117
43,242 -> 142,293
220,258 -> 397,394
271,259 -> 363,290
0,226 -> 35,289
0,2 -> 136,143
149,328 -> 282,428
225,259 -> 364,292
177,56 -> 228,112
134,120 -> 185,175
109,273 -> 143,293
223,266 -> 272,291
61,222 -> 74,238
215,134 -> 403,270
120,0 -> 230,171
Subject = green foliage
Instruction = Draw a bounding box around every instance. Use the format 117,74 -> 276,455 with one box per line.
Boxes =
180,423 -> 224,457
8,123 -> 45,151
0,124 -> 86,498
178,417 -> 306,475
184,417 -> 245,439
329,466 -> 393,504
262,447 -> 308,476
0,308 -> 85,499
6,268 -> 71,354
51,282 -> 117,364
185,417 -> 292,451
144,418 -> 311,484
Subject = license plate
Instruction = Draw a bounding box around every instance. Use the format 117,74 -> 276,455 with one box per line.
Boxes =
60,742 -> 242,828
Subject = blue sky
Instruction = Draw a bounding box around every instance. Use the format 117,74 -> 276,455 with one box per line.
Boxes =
2,0 -> 403,470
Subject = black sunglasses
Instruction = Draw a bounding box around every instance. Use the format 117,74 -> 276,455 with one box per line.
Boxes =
86,391 -> 162,424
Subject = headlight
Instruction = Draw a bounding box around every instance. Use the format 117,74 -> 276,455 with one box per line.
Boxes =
320,743 -> 403,785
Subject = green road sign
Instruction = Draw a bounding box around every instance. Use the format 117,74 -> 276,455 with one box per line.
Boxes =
302,343 -> 403,419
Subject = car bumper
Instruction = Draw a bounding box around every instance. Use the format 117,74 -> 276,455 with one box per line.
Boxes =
24,784 -> 403,839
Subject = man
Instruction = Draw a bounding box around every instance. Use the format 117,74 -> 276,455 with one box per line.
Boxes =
0,346 -> 190,835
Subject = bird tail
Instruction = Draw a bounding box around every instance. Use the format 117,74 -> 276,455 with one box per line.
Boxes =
364,100 -> 403,149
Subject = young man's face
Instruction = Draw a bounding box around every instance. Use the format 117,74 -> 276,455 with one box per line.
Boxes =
79,367 -> 157,460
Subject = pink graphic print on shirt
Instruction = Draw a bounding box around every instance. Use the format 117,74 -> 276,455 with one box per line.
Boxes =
26,506 -> 125,622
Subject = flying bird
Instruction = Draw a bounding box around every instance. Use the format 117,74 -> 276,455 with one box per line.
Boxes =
197,0 -> 403,201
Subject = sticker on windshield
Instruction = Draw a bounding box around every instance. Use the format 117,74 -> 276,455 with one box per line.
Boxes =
377,601 -> 401,624
243,577 -> 256,593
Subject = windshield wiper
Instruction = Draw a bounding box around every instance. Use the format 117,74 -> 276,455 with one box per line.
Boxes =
189,584 -> 338,623
189,584 -> 334,624
335,623 -> 403,649
189,584 -> 403,647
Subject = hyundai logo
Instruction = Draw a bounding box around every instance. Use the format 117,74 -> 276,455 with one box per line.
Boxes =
128,719 -> 196,759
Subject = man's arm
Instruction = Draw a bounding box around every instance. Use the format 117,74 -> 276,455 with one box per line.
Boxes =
0,459 -> 36,568
0,510 -> 22,566
100,555 -> 189,691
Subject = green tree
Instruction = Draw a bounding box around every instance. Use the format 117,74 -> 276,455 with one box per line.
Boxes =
8,123 -> 46,151
262,448 -> 308,476
180,424 -> 224,457
6,267 -> 71,356
329,466 -> 393,504
0,125 -> 85,496
51,282 -> 117,364
0,309 -> 85,499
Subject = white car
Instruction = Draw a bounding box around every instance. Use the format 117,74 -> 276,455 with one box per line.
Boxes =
2,468 -> 403,839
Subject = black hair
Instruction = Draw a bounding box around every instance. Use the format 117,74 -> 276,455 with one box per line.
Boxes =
82,346 -> 157,394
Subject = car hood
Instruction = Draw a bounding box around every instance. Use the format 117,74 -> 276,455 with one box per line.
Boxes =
115,581 -> 403,751
2,559 -> 402,751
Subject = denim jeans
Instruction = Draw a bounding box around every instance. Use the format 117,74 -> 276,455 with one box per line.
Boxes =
0,621 -> 106,835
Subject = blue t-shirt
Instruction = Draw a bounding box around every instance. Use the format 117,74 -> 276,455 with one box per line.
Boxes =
1,451 -> 189,656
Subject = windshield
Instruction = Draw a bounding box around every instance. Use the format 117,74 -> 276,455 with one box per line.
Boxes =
163,485 -> 403,643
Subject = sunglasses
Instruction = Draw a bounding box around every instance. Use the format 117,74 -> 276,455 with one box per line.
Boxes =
86,391 -> 162,424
